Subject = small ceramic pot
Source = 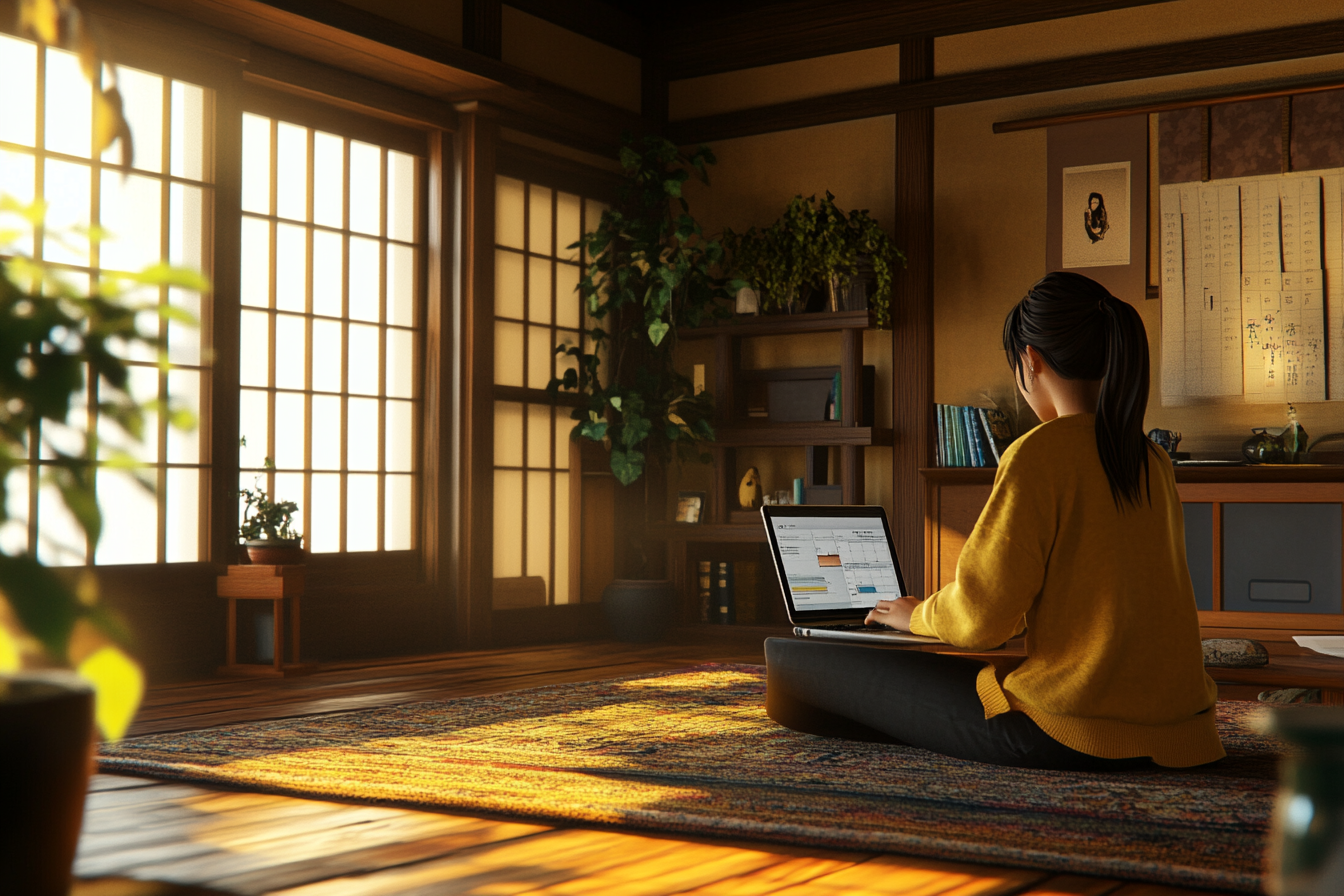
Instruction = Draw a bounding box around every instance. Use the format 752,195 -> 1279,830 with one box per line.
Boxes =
602,579 -> 677,643
1242,428 -> 1288,464
244,538 -> 304,565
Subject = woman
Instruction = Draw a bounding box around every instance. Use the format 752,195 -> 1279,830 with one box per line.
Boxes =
764,272 -> 1223,770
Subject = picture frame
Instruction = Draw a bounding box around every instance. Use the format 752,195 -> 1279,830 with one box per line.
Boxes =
674,491 -> 705,524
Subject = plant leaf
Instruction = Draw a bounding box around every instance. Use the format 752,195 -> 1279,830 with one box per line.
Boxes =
76,645 -> 144,741
0,554 -> 78,662
609,448 -> 644,485
647,320 -> 670,346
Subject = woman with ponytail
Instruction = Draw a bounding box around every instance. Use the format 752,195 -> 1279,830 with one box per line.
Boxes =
764,272 -> 1223,770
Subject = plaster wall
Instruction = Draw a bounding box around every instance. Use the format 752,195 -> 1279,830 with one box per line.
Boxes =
934,50 -> 1344,452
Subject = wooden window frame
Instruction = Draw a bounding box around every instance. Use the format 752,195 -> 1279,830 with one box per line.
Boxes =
236,86 -> 428,570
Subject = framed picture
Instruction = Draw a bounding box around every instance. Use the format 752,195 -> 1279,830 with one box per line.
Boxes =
1062,161 -> 1131,268
674,491 -> 705,524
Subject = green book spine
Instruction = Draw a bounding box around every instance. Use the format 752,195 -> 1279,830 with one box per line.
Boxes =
965,406 -> 983,467
944,404 -> 955,466
956,402 -> 967,467
935,405 -> 945,466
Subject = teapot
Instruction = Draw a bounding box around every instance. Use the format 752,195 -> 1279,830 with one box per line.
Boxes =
1242,428 -> 1288,464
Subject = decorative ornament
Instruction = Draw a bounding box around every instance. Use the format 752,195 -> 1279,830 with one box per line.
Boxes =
738,467 -> 761,510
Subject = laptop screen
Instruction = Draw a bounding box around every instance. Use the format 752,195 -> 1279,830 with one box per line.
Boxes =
761,505 -> 909,621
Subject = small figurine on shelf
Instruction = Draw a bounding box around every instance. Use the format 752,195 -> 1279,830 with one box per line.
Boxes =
738,467 -> 762,509
1283,404 -> 1309,462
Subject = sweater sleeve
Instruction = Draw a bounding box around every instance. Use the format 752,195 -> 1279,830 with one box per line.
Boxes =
908,445 -> 1051,649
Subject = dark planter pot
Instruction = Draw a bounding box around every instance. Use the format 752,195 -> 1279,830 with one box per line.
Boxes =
0,671 -> 95,896
1261,706 -> 1344,896
244,539 -> 304,565
602,579 -> 677,643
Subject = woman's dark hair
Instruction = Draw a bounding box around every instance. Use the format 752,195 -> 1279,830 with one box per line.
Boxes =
1002,271 -> 1157,509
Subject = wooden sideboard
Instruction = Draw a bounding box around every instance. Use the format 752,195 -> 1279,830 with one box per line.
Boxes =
921,465 -> 1344,634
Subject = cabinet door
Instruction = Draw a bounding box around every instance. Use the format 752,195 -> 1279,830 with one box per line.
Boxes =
1182,503 -> 1215,611
1222,503 -> 1343,615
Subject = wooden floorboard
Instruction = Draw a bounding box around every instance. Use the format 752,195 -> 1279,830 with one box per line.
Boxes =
76,631 -> 1247,896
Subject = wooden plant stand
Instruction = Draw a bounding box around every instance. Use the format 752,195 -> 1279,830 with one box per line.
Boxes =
217,564 -> 315,677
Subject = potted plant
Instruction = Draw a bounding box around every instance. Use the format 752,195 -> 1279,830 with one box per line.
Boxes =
0,218 -> 204,894
238,453 -> 303,565
1,7 -> 204,891
549,134 -> 731,639
725,192 -> 906,327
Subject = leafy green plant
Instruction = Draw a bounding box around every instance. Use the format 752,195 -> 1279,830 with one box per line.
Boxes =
238,451 -> 300,543
725,192 -> 906,327
0,198 -> 207,740
550,134 -> 731,486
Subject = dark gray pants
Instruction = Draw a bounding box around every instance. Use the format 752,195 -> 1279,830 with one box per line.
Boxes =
765,637 -> 1151,771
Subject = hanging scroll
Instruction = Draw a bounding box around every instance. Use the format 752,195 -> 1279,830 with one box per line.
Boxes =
1159,170 -> 1340,405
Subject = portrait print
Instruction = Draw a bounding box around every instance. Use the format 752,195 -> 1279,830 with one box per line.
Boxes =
1062,161 -> 1130,268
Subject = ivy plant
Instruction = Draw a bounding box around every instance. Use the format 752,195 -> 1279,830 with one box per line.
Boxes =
549,134 -> 731,486
725,192 -> 906,327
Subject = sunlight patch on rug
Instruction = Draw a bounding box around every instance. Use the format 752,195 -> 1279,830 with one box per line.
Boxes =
99,665 -> 1280,893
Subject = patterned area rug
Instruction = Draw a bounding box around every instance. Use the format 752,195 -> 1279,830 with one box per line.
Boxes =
99,665 -> 1280,893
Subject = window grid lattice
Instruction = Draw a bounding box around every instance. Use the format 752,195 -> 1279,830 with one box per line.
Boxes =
238,113 -> 423,555
0,33 -> 213,566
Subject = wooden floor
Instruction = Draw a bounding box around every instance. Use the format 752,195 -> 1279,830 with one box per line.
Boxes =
76,627 -> 1245,896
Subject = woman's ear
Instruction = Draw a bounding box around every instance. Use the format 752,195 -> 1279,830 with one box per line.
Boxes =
1023,345 -> 1045,376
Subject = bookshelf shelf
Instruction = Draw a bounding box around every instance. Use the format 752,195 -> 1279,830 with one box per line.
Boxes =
663,309 -> 889,628
680,309 -> 873,339
715,424 -> 893,447
647,522 -> 770,543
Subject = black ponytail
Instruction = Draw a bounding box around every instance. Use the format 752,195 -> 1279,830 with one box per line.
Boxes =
1002,271 -> 1157,509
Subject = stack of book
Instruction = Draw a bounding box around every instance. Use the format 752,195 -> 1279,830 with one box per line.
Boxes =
935,405 -> 1013,467
697,559 -> 759,624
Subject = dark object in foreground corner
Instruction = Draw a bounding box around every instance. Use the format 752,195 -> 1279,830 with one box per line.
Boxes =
1202,638 -> 1270,668
0,672 -> 95,896
603,579 -> 677,642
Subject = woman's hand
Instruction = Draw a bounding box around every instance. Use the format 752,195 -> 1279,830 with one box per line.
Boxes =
865,596 -> 921,632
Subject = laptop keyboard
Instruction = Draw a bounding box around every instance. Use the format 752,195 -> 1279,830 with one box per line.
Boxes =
812,623 -> 891,631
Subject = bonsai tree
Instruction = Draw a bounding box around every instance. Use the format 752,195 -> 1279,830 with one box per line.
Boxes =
237,448 -> 300,545
550,134 -> 731,486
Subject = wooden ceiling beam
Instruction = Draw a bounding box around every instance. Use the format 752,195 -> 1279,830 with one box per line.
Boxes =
668,17 -> 1344,144
134,0 -> 643,156
660,0 -> 1182,80
504,0 -> 644,56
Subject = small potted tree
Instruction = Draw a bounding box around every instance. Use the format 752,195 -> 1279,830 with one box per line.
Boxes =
550,134 -> 731,640
238,456 -> 303,566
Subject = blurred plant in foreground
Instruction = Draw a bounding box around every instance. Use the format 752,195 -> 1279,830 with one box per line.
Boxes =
0,195 -> 208,740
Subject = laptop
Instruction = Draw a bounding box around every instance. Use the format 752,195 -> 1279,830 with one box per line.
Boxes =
761,504 -> 942,645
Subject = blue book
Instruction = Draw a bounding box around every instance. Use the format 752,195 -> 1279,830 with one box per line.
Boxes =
961,406 -> 978,467
935,405 -> 946,466
956,405 -> 967,467
966,406 -> 985,467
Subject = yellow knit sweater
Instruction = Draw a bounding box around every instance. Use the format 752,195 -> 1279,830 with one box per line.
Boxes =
909,413 -> 1224,767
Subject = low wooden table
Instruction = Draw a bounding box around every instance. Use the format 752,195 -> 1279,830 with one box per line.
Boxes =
216,564 -> 315,677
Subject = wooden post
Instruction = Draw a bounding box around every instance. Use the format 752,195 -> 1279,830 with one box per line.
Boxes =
893,37 -> 936,595
453,102 -> 499,648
